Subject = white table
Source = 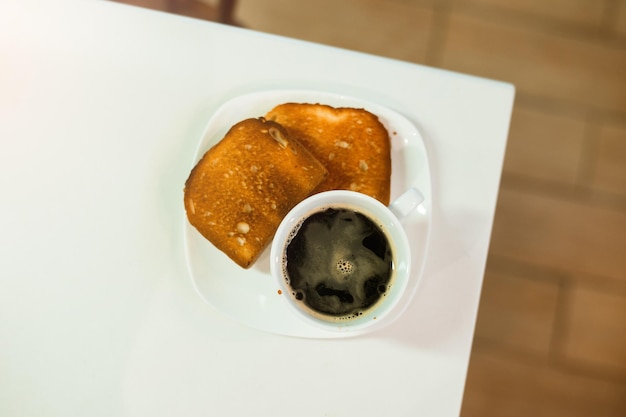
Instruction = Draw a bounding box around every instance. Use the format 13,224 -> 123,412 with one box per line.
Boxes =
0,1 -> 514,415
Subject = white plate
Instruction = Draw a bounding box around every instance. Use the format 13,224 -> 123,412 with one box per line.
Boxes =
184,89 -> 431,338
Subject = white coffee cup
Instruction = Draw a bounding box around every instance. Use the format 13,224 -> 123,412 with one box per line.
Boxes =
270,188 -> 423,333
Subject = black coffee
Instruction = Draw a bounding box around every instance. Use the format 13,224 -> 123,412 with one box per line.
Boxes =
284,207 -> 393,319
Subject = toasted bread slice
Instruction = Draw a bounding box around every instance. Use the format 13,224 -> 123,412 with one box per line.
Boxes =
184,117 -> 327,269
265,103 -> 391,205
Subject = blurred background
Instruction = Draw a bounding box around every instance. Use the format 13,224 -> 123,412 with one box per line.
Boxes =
111,1 -> 626,415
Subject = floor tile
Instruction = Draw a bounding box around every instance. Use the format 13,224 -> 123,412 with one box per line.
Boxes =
111,0 -> 221,21
439,13 -> 626,112
503,102 -> 586,185
474,269 -> 560,355
489,188 -> 626,281
461,345 -> 626,417
236,0 -> 435,62
591,120 -> 626,196
614,1 -> 626,36
561,285 -> 626,373
453,0 -> 609,27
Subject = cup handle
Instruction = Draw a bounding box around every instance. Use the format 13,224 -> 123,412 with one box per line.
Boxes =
389,187 -> 424,220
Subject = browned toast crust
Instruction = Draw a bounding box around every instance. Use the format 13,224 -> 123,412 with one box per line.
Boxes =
265,103 -> 391,205
184,117 -> 327,269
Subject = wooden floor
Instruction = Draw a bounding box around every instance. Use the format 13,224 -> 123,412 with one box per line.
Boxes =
112,0 -> 626,415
